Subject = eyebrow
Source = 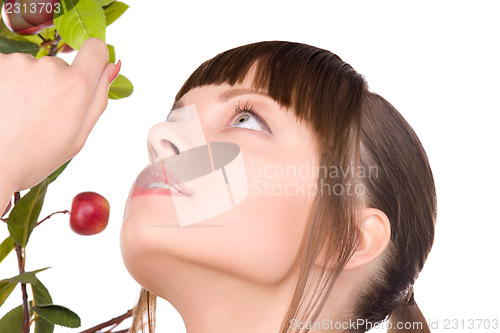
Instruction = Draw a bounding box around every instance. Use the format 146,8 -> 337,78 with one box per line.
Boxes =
171,88 -> 269,110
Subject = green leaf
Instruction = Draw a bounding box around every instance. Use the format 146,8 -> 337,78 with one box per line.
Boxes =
46,160 -> 71,184
0,269 -> 49,308
0,305 -> 25,333
32,277 -> 52,305
35,317 -> 54,333
32,280 -> 54,333
0,281 -> 16,308
1,267 -> 50,285
107,44 -> 115,63
32,304 -> 81,328
7,179 -> 49,247
103,1 -> 128,26
108,74 -> 133,99
36,47 -> 50,59
0,236 -> 15,264
54,0 -> 106,50
39,27 -> 56,41
11,34 -> 42,44
95,0 -> 114,5
0,35 -> 40,56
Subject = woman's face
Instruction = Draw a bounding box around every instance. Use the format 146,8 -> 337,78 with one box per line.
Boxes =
120,74 -> 320,293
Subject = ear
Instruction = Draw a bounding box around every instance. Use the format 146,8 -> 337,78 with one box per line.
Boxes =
343,208 -> 391,270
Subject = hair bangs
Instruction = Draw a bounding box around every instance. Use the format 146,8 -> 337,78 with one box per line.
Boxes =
174,41 -> 363,140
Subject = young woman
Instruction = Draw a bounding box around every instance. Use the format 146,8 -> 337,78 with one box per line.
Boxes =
0,39 -> 436,333
121,41 -> 436,333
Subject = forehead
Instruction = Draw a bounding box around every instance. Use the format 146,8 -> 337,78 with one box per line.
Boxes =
237,62 -> 260,88
174,61 -> 262,104
173,64 -> 269,110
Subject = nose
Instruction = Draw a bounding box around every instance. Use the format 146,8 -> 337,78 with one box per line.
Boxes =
146,104 -> 207,162
147,136 -> 179,162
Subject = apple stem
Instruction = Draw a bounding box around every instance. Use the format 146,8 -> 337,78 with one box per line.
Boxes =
55,42 -> 66,54
48,32 -> 62,57
37,33 -> 48,44
36,210 -> 70,227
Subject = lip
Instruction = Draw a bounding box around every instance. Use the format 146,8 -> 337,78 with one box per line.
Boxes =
130,182 -> 175,198
133,159 -> 191,197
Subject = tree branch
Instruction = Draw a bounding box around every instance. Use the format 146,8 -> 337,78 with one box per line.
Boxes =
13,192 -> 30,333
79,309 -> 133,333
15,243 -> 29,333
48,32 -> 62,57
36,210 -> 70,227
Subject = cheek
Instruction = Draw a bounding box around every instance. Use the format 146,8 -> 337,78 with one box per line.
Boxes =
217,187 -> 315,284
229,157 -> 318,282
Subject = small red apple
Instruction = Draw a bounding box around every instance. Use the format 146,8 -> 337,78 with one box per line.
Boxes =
19,0 -> 60,27
70,192 -> 110,236
1,0 -> 45,35
2,200 -> 11,218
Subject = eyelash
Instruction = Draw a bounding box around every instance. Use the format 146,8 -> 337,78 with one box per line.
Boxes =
230,101 -> 272,134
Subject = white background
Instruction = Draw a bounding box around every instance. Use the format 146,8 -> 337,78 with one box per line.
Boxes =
1,1 -> 499,332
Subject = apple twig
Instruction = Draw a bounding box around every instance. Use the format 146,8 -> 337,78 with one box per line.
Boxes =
48,32 -> 62,57
37,33 -> 49,44
15,244 -> 30,333
78,309 -> 133,333
55,42 -> 67,54
36,210 -> 70,227
12,192 -> 30,333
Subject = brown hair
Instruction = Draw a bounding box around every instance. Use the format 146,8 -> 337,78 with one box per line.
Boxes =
131,288 -> 156,333
131,41 -> 436,333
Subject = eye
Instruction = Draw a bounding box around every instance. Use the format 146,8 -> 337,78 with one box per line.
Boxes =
230,101 -> 272,134
232,113 -> 263,131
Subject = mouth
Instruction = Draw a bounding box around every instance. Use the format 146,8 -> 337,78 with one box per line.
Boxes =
134,160 -> 189,196
145,181 -> 182,193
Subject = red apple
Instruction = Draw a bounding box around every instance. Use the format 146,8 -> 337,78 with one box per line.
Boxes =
1,0 -> 44,35
19,0 -> 60,27
2,200 -> 11,218
70,192 -> 110,236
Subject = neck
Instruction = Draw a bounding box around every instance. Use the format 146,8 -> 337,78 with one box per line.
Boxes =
153,257 -> 367,333
155,257 -> 297,333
